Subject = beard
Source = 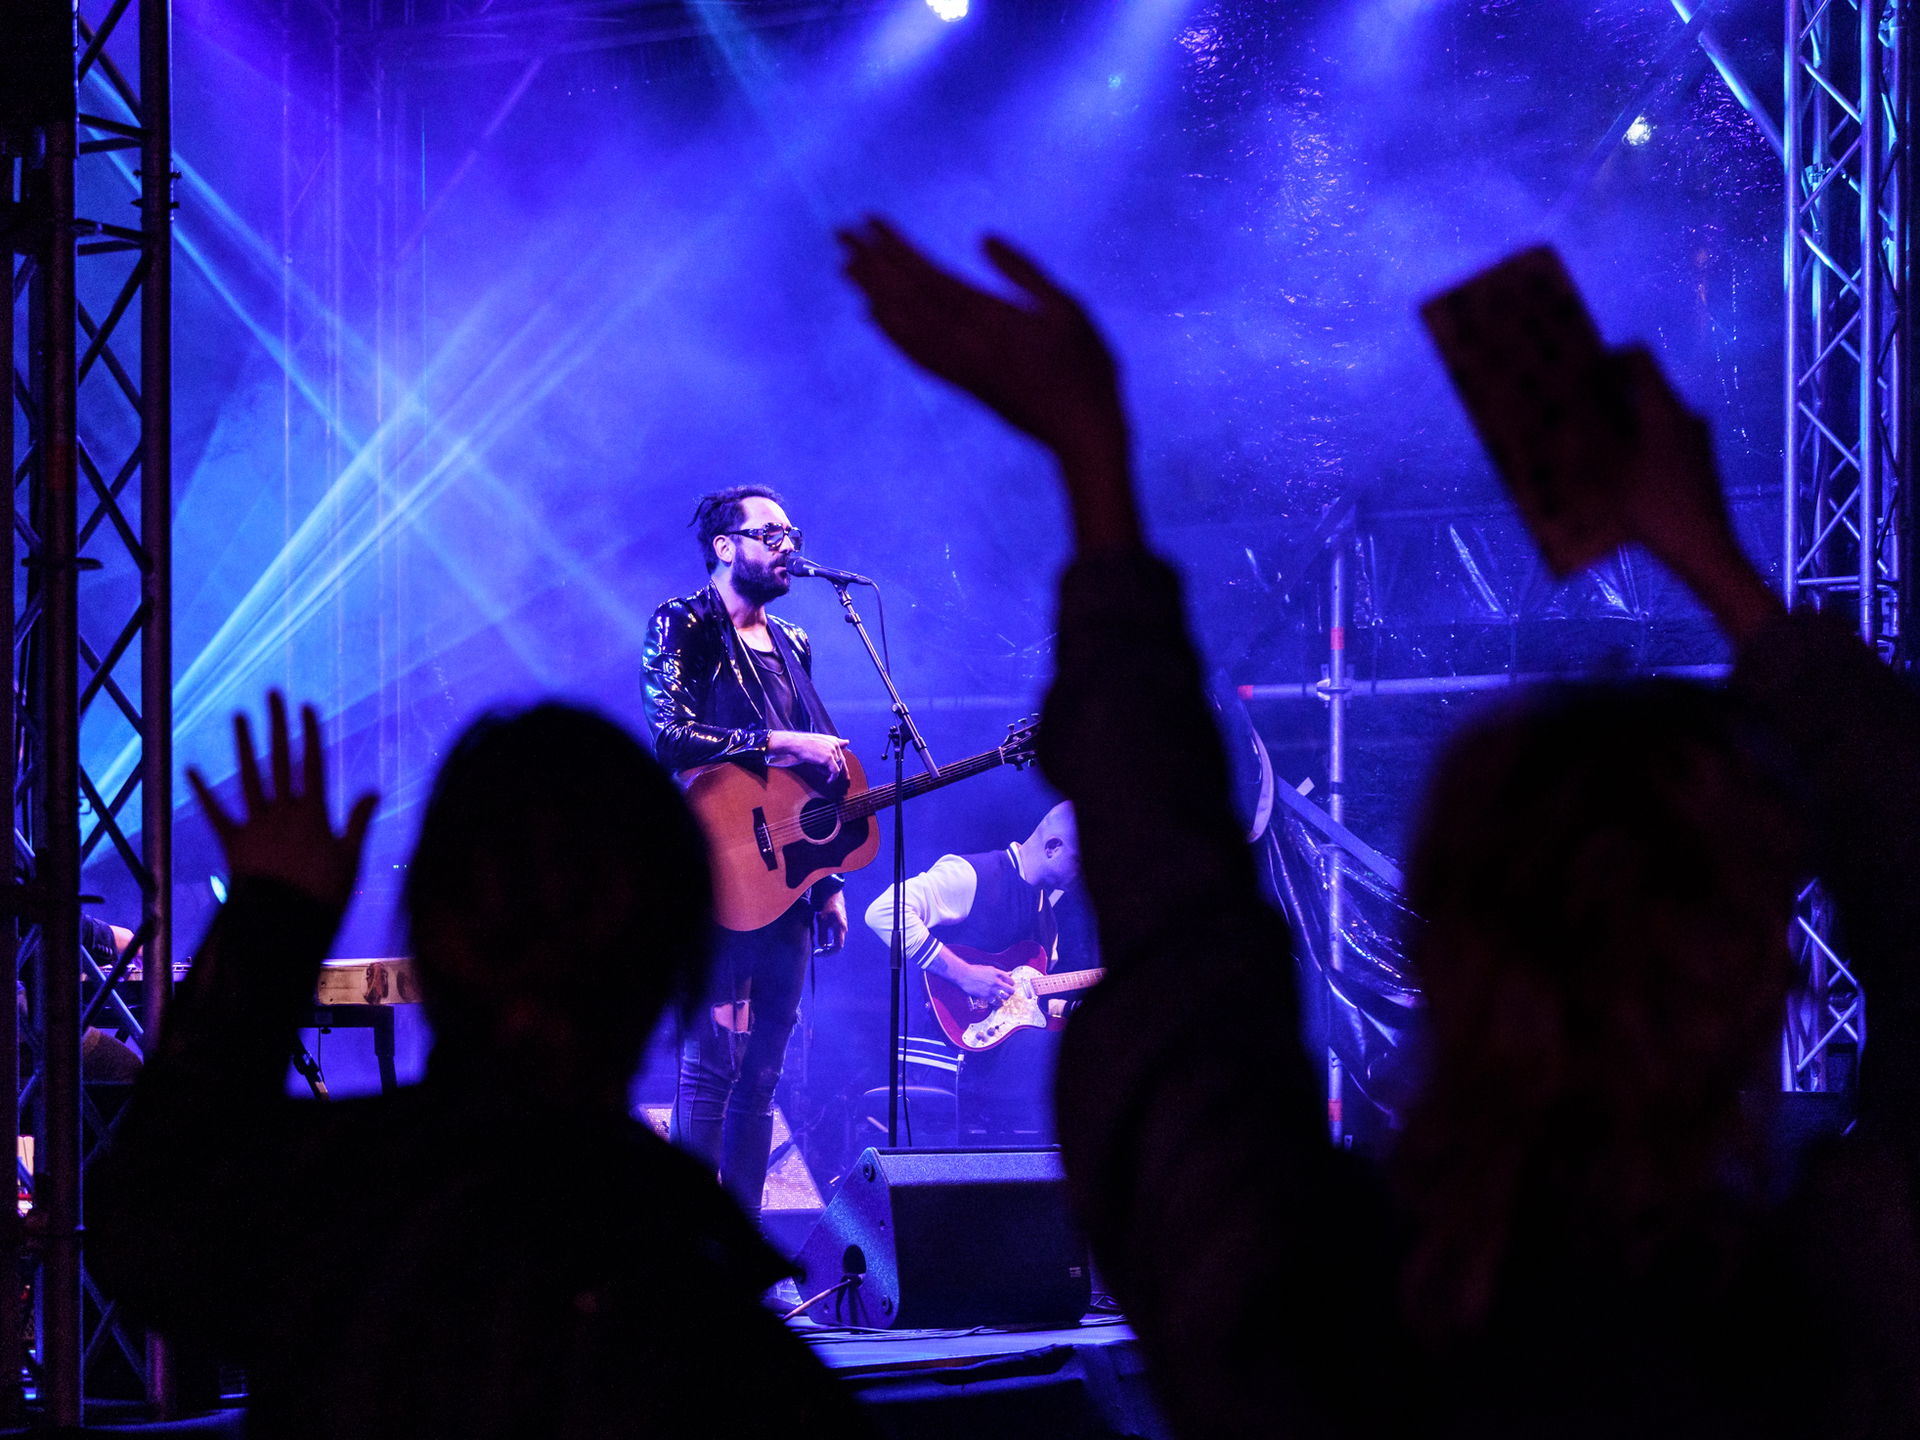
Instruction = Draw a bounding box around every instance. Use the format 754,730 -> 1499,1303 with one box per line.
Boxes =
732,550 -> 791,605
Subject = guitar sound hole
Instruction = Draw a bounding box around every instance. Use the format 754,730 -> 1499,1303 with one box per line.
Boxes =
798,797 -> 839,842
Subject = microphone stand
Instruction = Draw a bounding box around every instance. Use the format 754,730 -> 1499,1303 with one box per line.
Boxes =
829,580 -> 937,1148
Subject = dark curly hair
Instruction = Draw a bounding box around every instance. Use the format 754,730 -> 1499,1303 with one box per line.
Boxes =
1394,679 -> 1800,1345
690,485 -> 785,573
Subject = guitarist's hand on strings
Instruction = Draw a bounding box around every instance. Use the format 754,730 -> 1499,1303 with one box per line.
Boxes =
957,962 -> 1016,1008
928,945 -> 1017,1007
768,730 -> 853,780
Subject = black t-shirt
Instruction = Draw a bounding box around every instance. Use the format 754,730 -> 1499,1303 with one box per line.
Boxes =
747,643 -> 804,733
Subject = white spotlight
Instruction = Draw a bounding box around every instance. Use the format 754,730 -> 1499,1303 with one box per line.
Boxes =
1624,115 -> 1653,146
927,0 -> 968,19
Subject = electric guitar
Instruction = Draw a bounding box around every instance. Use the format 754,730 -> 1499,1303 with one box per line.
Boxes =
924,940 -> 1106,1053
683,719 -> 1039,932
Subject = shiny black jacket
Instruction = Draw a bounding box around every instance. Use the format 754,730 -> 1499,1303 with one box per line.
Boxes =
640,582 -> 819,776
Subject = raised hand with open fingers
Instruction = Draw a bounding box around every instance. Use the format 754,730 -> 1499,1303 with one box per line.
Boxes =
839,217 -> 1141,550
839,218 -> 1124,449
186,691 -> 378,911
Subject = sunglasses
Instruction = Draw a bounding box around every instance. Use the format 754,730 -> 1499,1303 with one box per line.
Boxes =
727,524 -> 804,551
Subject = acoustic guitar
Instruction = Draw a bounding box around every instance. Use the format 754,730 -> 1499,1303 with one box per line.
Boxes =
683,719 -> 1038,932
924,940 -> 1106,1053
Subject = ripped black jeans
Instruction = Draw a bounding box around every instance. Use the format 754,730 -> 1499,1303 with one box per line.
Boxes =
671,899 -> 812,1218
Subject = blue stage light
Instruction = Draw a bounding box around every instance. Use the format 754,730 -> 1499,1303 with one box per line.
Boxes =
927,0 -> 968,20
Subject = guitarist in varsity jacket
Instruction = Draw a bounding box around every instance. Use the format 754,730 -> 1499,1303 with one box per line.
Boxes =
862,803 -> 1084,1144
642,485 -> 851,1219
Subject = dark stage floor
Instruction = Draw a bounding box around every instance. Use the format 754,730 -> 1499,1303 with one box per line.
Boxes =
801,1313 -> 1169,1440
25,1312 -> 1168,1439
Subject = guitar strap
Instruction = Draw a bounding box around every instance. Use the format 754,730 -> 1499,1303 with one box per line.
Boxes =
768,621 -> 839,739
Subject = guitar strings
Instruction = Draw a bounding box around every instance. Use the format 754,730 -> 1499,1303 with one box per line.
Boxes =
757,746 -> 1020,847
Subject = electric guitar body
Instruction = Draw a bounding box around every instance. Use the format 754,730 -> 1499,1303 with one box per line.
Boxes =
924,940 -> 1107,1053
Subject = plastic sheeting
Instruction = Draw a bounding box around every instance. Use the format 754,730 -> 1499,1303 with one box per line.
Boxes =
1261,811 -> 1423,1132
1356,515 -> 1649,629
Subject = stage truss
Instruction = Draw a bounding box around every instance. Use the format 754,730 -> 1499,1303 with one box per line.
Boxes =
3,0 -> 175,1423
1783,0 -> 1910,1091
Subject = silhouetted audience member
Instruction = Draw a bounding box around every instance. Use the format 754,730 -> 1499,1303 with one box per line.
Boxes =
841,220 -> 1920,1436
91,698 -> 877,1439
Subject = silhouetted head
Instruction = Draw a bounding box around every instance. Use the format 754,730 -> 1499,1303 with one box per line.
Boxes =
404,703 -> 712,1102
1396,679 -> 1799,1340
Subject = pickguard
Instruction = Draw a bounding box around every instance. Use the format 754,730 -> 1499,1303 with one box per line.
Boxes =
961,968 -> 1048,1050
781,803 -> 872,887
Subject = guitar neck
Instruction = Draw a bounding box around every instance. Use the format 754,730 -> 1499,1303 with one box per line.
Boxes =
842,748 -> 1011,821
1032,968 -> 1104,996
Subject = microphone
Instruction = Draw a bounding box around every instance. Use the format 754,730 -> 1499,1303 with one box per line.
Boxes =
785,556 -> 875,586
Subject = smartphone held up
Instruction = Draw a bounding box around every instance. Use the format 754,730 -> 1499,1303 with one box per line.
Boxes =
1420,246 -> 1636,579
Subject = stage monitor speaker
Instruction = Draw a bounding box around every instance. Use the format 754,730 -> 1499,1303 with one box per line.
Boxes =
795,1147 -> 1091,1331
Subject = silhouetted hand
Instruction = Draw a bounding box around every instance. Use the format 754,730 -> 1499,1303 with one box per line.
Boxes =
840,217 -> 1141,551
1609,347 -> 1783,644
1494,344 -> 1782,644
187,692 -> 378,910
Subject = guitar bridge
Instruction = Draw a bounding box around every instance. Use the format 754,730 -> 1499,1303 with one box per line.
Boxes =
751,807 -> 777,871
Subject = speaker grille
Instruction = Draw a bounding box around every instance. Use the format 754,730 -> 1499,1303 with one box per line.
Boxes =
796,1147 -> 1091,1330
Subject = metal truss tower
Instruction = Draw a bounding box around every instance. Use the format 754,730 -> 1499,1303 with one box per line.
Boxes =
1783,0 -> 1911,1092
1787,0 -> 1911,653
2,0 -> 174,1423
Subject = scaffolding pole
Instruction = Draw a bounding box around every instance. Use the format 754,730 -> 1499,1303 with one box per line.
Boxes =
1323,539 -> 1350,1146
